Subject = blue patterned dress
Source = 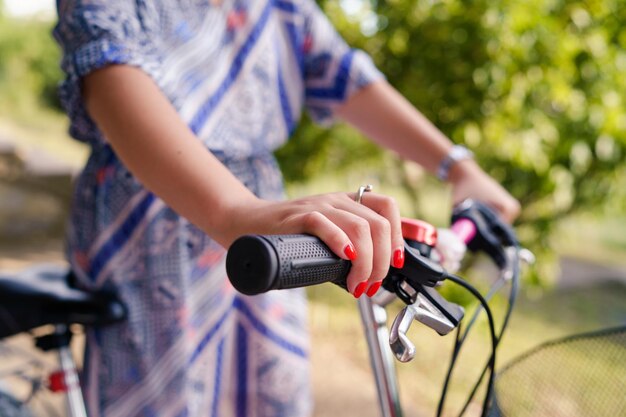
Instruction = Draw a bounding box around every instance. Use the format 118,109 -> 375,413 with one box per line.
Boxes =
54,1 -> 383,416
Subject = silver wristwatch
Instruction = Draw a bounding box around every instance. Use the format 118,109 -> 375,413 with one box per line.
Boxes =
437,145 -> 474,181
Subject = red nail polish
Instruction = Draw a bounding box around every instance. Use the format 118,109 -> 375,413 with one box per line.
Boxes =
366,281 -> 382,297
392,248 -> 405,269
344,243 -> 357,261
353,281 -> 368,298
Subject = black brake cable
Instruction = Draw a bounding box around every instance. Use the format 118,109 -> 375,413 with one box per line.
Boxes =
436,246 -> 521,417
436,278 -> 507,417
455,247 -> 521,417
443,273 -> 498,417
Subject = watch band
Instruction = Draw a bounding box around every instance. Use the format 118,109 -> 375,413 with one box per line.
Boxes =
437,145 -> 474,181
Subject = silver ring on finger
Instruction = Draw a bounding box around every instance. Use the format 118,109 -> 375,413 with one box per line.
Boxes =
355,184 -> 373,205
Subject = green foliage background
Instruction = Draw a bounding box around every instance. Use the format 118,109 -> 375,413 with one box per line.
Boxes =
1,0 -> 625,285
277,0 -> 626,284
0,8 -> 61,118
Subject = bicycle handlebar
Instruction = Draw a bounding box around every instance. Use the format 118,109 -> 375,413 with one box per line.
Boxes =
452,199 -> 518,268
226,200 -> 516,296
225,234 -> 350,295
225,234 -> 449,296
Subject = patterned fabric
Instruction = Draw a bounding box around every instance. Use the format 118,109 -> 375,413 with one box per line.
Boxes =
54,1 -> 383,416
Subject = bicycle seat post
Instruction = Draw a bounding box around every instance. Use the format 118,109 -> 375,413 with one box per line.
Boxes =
35,325 -> 88,417
57,325 -> 87,417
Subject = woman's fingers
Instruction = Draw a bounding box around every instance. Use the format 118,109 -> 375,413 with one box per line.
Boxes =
322,209 -> 375,297
268,191 -> 403,298
450,163 -> 520,224
281,210 -> 367,296
285,210 -> 354,259
356,192 -> 405,270
338,192 -> 404,294
289,208 -> 375,296
493,195 -> 521,224
324,192 -> 403,297
453,177 -> 520,224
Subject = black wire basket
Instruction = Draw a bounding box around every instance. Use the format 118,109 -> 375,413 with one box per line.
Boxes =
489,326 -> 626,417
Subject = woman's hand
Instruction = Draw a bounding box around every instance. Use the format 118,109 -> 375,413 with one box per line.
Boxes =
448,160 -> 520,224
226,191 -> 405,298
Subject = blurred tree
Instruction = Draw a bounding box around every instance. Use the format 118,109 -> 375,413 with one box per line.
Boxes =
2,1 -> 625,285
277,0 -> 626,285
0,15 -> 62,116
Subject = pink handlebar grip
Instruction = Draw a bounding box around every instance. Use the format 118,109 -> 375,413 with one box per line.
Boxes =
451,218 -> 477,244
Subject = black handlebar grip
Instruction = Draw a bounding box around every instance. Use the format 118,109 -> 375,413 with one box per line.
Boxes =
226,234 -> 351,295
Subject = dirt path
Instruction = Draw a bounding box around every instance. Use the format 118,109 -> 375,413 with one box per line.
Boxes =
558,255 -> 626,288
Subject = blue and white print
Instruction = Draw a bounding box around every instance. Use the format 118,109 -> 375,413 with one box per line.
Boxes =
54,0 -> 383,416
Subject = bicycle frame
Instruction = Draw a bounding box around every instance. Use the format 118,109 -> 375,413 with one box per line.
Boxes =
359,295 -> 404,417
53,326 -> 88,417
358,287 -> 462,417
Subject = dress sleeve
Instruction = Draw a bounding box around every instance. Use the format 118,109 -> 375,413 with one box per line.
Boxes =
298,0 -> 385,125
53,1 -> 159,143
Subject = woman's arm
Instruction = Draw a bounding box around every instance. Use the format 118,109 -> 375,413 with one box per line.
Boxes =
83,65 -> 260,245
82,65 -> 404,296
83,66 -> 260,246
336,79 -> 520,223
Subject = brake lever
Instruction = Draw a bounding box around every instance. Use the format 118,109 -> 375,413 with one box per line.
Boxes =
382,243 -> 447,303
384,202 -> 529,363
388,281 -> 465,362
378,227 -> 465,362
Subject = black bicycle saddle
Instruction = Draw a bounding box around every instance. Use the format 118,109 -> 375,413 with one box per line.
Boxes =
0,264 -> 126,339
